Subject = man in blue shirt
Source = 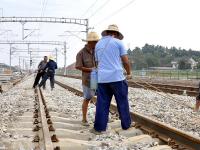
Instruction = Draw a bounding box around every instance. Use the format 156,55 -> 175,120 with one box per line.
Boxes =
91,24 -> 132,134
39,56 -> 57,90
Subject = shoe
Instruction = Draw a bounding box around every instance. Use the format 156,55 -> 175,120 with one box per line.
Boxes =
89,128 -> 103,135
81,120 -> 90,126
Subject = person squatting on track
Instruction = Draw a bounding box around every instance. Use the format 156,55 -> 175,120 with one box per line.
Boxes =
75,32 -> 99,126
195,82 -> 200,111
91,24 -> 132,134
33,56 -> 48,89
39,56 -> 57,91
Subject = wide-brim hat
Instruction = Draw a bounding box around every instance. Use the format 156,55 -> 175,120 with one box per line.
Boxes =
85,32 -> 99,42
101,24 -> 124,40
48,56 -> 54,61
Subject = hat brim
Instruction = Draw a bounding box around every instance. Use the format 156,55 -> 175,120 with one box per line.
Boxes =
101,30 -> 124,40
82,39 -> 99,42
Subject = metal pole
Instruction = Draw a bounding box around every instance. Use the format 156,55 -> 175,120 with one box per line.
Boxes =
27,44 -> 30,54
30,51 -> 32,68
0,8 -> 3,17
86,19 -> 89,39
23,59 -> 25,70
19,57 -> 21,70
64,42 -> 66,75
21,22 -> 26,40
55,48 -> 58,63
9,44 -> 12,71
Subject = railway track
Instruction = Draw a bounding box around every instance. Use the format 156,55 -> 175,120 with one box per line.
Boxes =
56,74 -> 199,97
55,80 -> 200,150
2,76 -> 199,149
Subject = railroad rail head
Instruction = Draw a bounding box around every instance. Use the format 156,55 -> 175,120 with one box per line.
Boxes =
34,87 -> 59,150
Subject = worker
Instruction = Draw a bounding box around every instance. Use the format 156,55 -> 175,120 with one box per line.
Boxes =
39,56 -> 57,90
33,56 -> 48,89
91,24 -> 132,134
75,32 -> 99,126
0,85 -> 3,93
194,82 -> 200,111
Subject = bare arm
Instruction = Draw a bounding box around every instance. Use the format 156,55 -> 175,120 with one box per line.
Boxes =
75,51 -> 94,73
38,61 -> 42,69
75,66 -> 93,73
121,55 -> 131,75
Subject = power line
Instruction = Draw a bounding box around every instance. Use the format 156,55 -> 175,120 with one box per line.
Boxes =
80,0 -> 99,18
93,0 -> 137,27
66,0 -> 99,37
88,0 -> 111,19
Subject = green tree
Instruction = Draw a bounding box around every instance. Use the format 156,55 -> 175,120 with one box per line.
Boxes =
178,59 -> 191,70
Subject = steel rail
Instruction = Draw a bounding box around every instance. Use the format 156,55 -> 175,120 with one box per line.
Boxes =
55,80 -> 200,150
37,88 -> 54,150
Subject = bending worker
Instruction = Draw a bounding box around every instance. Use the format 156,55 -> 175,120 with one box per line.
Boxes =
33,56 -> 48,89
39,56 -> 57,90
75,32 -> 99,126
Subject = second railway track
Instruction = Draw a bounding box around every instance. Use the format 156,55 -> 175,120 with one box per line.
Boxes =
56,75 -> 199,97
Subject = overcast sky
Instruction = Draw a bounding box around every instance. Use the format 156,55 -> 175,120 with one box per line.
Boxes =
0,0 -> 200,69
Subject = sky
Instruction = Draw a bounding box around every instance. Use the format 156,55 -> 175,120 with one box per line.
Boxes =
0,0 -> 200,69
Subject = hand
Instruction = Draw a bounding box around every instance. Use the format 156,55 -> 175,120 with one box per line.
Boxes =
126,74 -> 132,80
90,67 -> 96,72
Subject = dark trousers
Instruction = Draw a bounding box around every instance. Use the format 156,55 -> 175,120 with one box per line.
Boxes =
33,72 -> 46,88
39,71 -> 55,88
94,80 -> 131,132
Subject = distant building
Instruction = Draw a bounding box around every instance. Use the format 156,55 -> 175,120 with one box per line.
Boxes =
0,63 -> 12,74
171,58 -> 197,70
171,61 -> 178,69
188,58 -> 197,70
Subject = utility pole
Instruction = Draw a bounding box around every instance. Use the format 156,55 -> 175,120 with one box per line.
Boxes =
30,51 -> 32,68
27,44 -> 30,54
0,8 -> 3,17
55,48 -> 58,63
9,44 -> 12,71
19,57 -> 21,70
64,42 -> 66,75
21,22 -> 26,40
23,59 -> 25,70
86,19 -> 89,39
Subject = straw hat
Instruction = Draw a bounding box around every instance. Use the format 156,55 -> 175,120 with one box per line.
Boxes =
48,56 -> 54,61
86,32 -> 99,42
101,24 -> 124,40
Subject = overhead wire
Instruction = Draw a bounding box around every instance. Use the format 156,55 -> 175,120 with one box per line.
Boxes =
63,0 -> 102,40
80,0 -> 99,18
88,0 -> 111,19
93,0 -> 137,27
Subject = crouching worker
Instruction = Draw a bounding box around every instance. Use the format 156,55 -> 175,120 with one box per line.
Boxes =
75,32 -> 99,126
39,56 -> 57,91
33,56 -> 48,89
194,82 -> 200,112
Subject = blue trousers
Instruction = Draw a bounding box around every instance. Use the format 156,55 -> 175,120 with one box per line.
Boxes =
94,80 -> 131,132
39,72 -> 55,88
